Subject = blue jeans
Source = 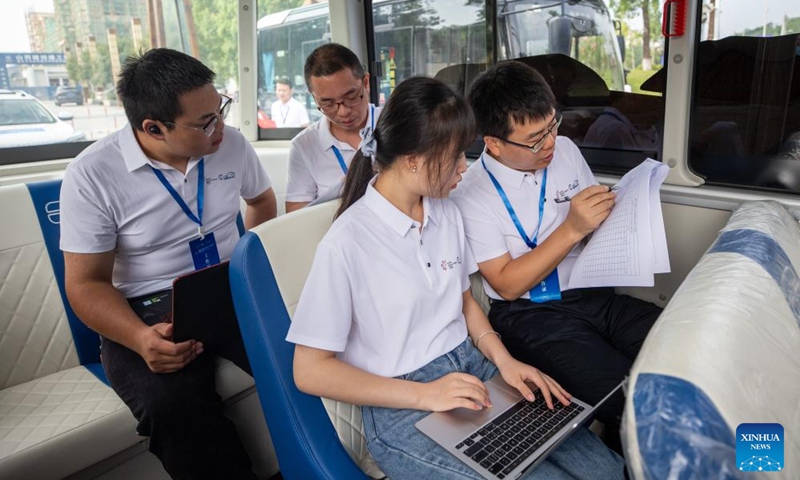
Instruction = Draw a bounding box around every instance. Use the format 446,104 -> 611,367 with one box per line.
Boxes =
361,339 -> 625,480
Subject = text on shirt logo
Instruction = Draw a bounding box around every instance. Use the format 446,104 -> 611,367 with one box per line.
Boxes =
206,172 -> 236,184
554,179 -> 580,203
440,256 -> 462,271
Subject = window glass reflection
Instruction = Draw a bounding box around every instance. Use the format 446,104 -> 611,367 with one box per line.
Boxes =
689,0 -> 800,192
256,1 -> 330,134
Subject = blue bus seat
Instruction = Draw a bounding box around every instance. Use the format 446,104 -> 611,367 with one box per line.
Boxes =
229,229 -> 372,480
26,179 -> 106,381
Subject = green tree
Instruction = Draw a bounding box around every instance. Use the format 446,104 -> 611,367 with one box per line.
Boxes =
704,0 -> 717,40
66,52 -> 80,87
79,50 -> 94,90
190,0 -> 307,86
257,0 -> 309,13
737,15 -> 800,37
191,0 -> 238,83
610,0 -> 660,70
92,43 -> 112,88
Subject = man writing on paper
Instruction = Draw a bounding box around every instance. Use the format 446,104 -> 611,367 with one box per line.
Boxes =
60,48 -> 277,479
451,61 -> 661,453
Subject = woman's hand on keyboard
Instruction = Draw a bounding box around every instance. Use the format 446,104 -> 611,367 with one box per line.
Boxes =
497,360 -> 571,409
419,372 -> 492,412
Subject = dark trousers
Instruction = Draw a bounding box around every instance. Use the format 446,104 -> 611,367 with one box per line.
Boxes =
101,324 -> 256,480
488,288 -> 661,452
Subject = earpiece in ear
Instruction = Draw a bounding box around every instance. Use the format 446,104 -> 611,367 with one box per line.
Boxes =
148,125 -> 162,134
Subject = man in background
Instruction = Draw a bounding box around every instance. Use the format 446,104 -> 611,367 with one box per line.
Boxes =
270,76 -> 310,128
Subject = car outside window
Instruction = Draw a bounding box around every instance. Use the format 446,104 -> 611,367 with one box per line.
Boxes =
1,0 -> 240,163
54,87 -> 84,106
0,90 -> 85,148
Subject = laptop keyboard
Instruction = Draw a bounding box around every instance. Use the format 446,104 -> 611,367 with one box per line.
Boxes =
454,395 -> 585,479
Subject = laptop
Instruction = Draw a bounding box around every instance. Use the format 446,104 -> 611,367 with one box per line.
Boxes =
127,261 -> 239,348
416,376 -> 626,480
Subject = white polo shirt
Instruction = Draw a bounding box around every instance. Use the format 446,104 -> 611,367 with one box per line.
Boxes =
450,136 -> 597,300
60,124 -> 273,298
286,182 -> 473,378
270,97 -> 310,128
285,104 -> 381,203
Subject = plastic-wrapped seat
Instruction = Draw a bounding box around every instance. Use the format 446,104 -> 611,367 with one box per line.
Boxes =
622,201 -> 800,480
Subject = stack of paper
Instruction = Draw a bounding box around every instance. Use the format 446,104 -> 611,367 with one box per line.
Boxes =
567,159 -> 670,288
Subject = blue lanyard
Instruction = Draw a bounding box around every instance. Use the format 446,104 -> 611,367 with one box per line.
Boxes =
481,156 -> 547,249
151,158 -> 205,237
331,146 -> 348,174
330,104 -> 375,175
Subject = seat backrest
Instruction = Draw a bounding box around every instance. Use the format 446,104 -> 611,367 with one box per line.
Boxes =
252,146 -> 291,216
433,62 -> 487,98
229,201 -> 377,480
0,183 -> 80,389
469,272 -> 490,315
623,201 -> 800,480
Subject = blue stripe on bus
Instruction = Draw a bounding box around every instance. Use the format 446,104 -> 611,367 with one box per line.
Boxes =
709,228 -> 800,326
27,180 -> 108,385
633,373 -> 737,480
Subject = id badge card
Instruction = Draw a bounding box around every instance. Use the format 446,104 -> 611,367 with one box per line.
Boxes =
529,268 -> 561,303
189,232 -> 221,270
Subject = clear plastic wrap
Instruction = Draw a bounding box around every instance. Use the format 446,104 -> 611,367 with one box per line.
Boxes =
622,201 -> 800,480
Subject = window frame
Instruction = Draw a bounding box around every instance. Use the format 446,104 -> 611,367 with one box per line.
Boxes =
683,0 -> 800,195
0,141 -> 92,166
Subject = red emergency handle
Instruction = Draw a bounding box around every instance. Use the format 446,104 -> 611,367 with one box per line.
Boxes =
662,0 -> 686,37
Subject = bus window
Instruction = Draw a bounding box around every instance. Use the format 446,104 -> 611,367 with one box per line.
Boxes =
256,1 -> 330,139
1,0 -> 240,164
688,0 -> 800,194
496,0 -> 664,173
498,0 -> 624,91
368,0 -> 665,173
371,0 -> 489,102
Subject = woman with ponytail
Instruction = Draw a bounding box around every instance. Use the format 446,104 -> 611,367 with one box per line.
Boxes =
286,77 -> 624,480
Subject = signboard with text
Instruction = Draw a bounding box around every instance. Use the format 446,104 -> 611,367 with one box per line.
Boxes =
0,52 -> 67,90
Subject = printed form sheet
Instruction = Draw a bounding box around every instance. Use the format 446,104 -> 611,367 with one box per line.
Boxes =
567,159 -> 670,288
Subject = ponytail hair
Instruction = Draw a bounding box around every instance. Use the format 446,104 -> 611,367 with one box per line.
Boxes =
336,76 -> 475,218
336,151 -> 375,218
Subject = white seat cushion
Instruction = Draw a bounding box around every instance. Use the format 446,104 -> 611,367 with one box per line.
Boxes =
0,183 -> 80,390
215,358 -> 255,400
0,181 -> 260,479
253,146 -> 291,216
0,366 -> 138,480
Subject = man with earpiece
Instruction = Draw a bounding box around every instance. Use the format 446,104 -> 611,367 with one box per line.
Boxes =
59,48 -> 277,480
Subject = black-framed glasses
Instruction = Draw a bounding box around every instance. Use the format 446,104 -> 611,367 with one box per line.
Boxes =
316,87 -> 365,114
163,95 -> 232,137
499,113 -> 563,154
